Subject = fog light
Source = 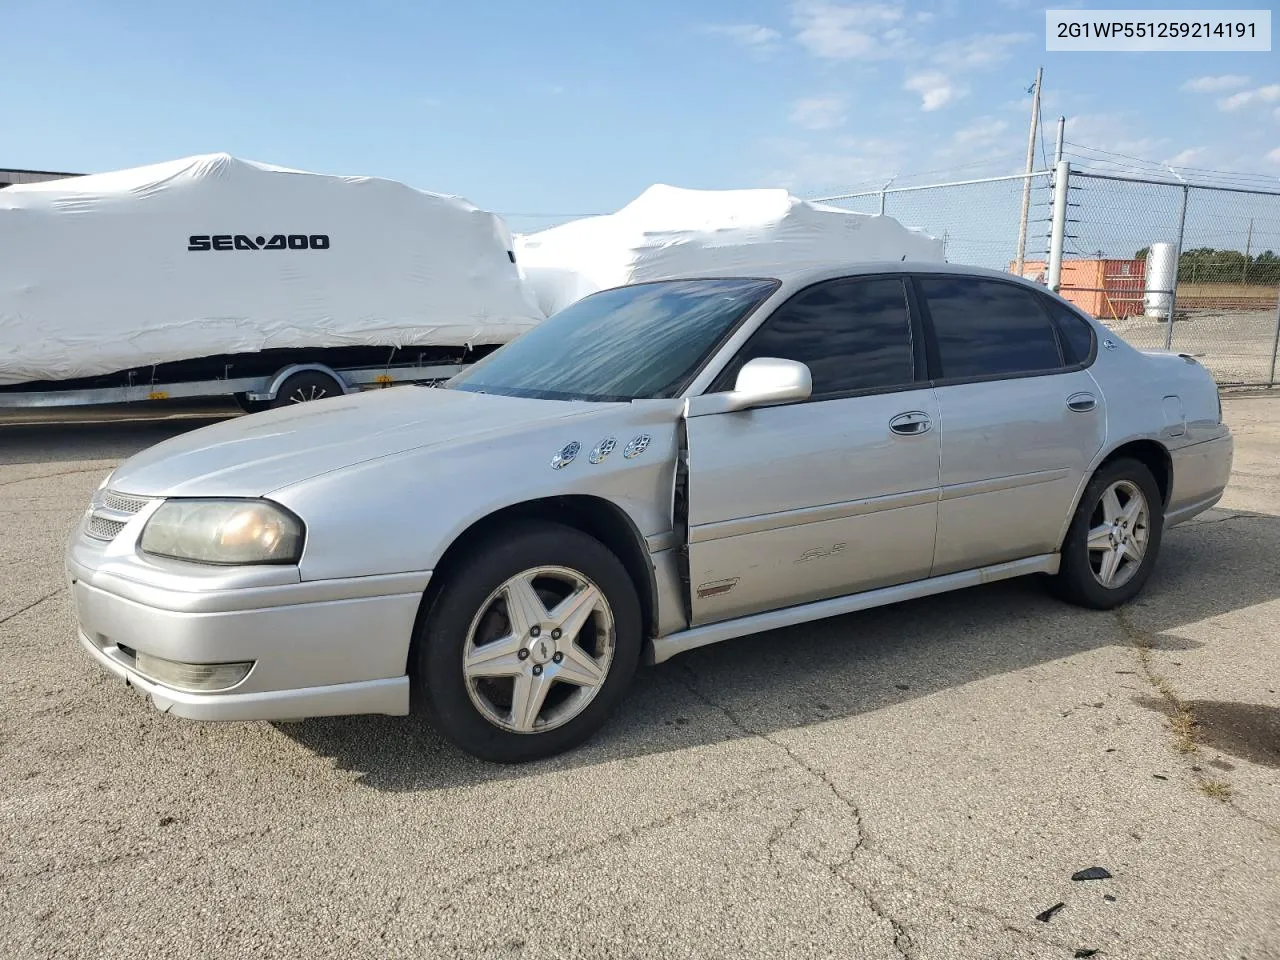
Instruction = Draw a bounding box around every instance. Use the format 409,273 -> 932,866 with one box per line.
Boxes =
134,651 -> 253,692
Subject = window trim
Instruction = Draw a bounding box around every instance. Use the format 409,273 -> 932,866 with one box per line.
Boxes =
704,274 -> 929,403
909,272 -> 1089,387
1038,293 -> 1099,368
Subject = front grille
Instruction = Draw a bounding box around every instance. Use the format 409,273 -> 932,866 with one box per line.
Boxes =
86,515 -> 127,541
83,488 -> 153,543
103,491 -> 150,515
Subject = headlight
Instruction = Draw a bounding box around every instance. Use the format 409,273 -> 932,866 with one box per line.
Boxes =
139,499 -> 304,565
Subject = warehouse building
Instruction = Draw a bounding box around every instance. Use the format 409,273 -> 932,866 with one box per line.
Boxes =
0,167 -> 82,189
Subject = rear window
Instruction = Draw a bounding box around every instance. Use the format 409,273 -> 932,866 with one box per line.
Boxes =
1044,298 -> 1097,366
917,275 -> 1064,380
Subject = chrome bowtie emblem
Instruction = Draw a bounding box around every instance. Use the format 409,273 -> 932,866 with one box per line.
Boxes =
589,437 -> 617,464
551,441 -> 581,469
623,434 -> 651,459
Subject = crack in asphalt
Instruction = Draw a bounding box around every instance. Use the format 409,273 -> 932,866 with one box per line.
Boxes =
443,776 -> 785,896
673,663 -> 867,846
668,664 -> 929,956
2,825 -> 275,886
671,664 -> 1101,956
1115,608 -> 1280,839
0,466 -> 108,489
764,806 -> 805,872
814,852 -> 915,960
0,588 -> 66,629
1175,511 -> 1280,531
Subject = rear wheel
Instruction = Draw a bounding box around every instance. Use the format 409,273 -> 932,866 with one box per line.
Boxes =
269,371 -> 343,408
1052,458 -> 1164,609
414,522 -> 642,763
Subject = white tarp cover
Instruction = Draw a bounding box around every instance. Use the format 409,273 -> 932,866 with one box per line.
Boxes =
0,153 -> 543,385
514,184 -> 946,316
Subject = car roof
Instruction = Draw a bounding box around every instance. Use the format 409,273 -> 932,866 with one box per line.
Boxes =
664,259 -> 1043,290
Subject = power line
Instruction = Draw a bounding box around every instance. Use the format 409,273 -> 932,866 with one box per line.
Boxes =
1063,140 -> 1280,185
814,152 -> 1031,197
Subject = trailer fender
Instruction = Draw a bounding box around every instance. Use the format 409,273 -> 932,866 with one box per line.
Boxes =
251,364 -> 352,402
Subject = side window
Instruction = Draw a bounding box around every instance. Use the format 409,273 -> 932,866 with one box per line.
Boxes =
1043,297 -> 1097,366
917,276 -> 1064,380
711,277 -> 915,398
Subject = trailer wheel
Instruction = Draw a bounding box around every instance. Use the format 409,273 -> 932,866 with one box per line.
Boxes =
234,394 -> 271,414
270,371 -> 344,408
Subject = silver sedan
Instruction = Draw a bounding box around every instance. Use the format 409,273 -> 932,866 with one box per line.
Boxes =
67,262 -> 1233,761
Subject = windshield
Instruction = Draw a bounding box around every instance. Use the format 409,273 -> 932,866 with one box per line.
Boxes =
446,278 -> 778,402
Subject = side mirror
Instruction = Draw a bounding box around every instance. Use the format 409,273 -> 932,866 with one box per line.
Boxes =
686,357 -> 812,417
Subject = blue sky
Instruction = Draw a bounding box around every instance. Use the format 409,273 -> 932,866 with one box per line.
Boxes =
2,0 -> 1277,233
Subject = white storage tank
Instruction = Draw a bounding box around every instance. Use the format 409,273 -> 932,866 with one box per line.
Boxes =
1144,242 -> 1177,318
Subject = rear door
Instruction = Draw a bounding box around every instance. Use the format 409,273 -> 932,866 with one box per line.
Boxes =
912,274 -> 1105,575
684,275 -> 941,625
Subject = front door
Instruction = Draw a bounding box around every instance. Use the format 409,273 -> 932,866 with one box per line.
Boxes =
910,274 -> 1107,575
684,276 -> 942,626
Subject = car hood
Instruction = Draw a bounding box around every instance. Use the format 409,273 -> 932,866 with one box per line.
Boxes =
108,387 -> 608,497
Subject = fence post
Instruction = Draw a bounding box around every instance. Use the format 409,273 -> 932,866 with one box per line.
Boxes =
1047,160 -> 1070,291
878,190 -> 886,216
1269,294 -> 1280,388
1164,184 -> 1189,350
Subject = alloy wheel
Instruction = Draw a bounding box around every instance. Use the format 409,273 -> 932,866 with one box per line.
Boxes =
462,565 -> 615,734
1087,479 -> 1150,589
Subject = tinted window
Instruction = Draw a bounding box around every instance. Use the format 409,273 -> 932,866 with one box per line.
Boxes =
1045,298 -> 1096,365
712,278 -> 915,397
447,278 -> 777,401
917,276 -> 1064,379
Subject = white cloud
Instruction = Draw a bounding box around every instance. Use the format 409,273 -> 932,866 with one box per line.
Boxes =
904,71 -> 962,111
704,23 -> 782,51
761,135 -> 905,194
952,117 -> 1010,145
1218,84 -> 1280,112
937,32 -> 1034,69
1181,75 -> 1249,93
1063,112 -> 1167,159
790,96 -> 848,130
1165,147 -> 1205,167
791,1 -> 908,60
1267,147 -> 1280,166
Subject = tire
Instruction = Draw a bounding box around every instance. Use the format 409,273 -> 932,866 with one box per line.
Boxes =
1052,457 -> 1164,609
269,371 -> 343,408
413,522 -> 642,763
233,393 -> 270,414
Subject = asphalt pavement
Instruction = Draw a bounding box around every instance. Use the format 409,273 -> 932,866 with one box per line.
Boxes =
1,398 -> 1277,959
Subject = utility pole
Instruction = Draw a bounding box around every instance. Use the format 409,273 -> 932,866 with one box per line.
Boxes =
1244,218 -> 1253,283
1054,115 -> 1065,164
1014,66 -> 1044,276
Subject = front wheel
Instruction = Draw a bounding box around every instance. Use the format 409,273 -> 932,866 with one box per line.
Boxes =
413,522 -> 642,763
1052,458 -> 1164,609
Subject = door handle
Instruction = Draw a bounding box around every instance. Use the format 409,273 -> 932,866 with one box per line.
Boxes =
889,411 -> 932,436
1067,392 -> 1097,413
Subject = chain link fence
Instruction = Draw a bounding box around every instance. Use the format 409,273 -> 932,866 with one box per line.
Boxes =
816,172 -> 1054,274
813,169 -> 1280,388
1063,171 -> 1280,387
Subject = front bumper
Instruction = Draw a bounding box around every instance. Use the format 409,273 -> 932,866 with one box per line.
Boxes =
68,532 -> 429,721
